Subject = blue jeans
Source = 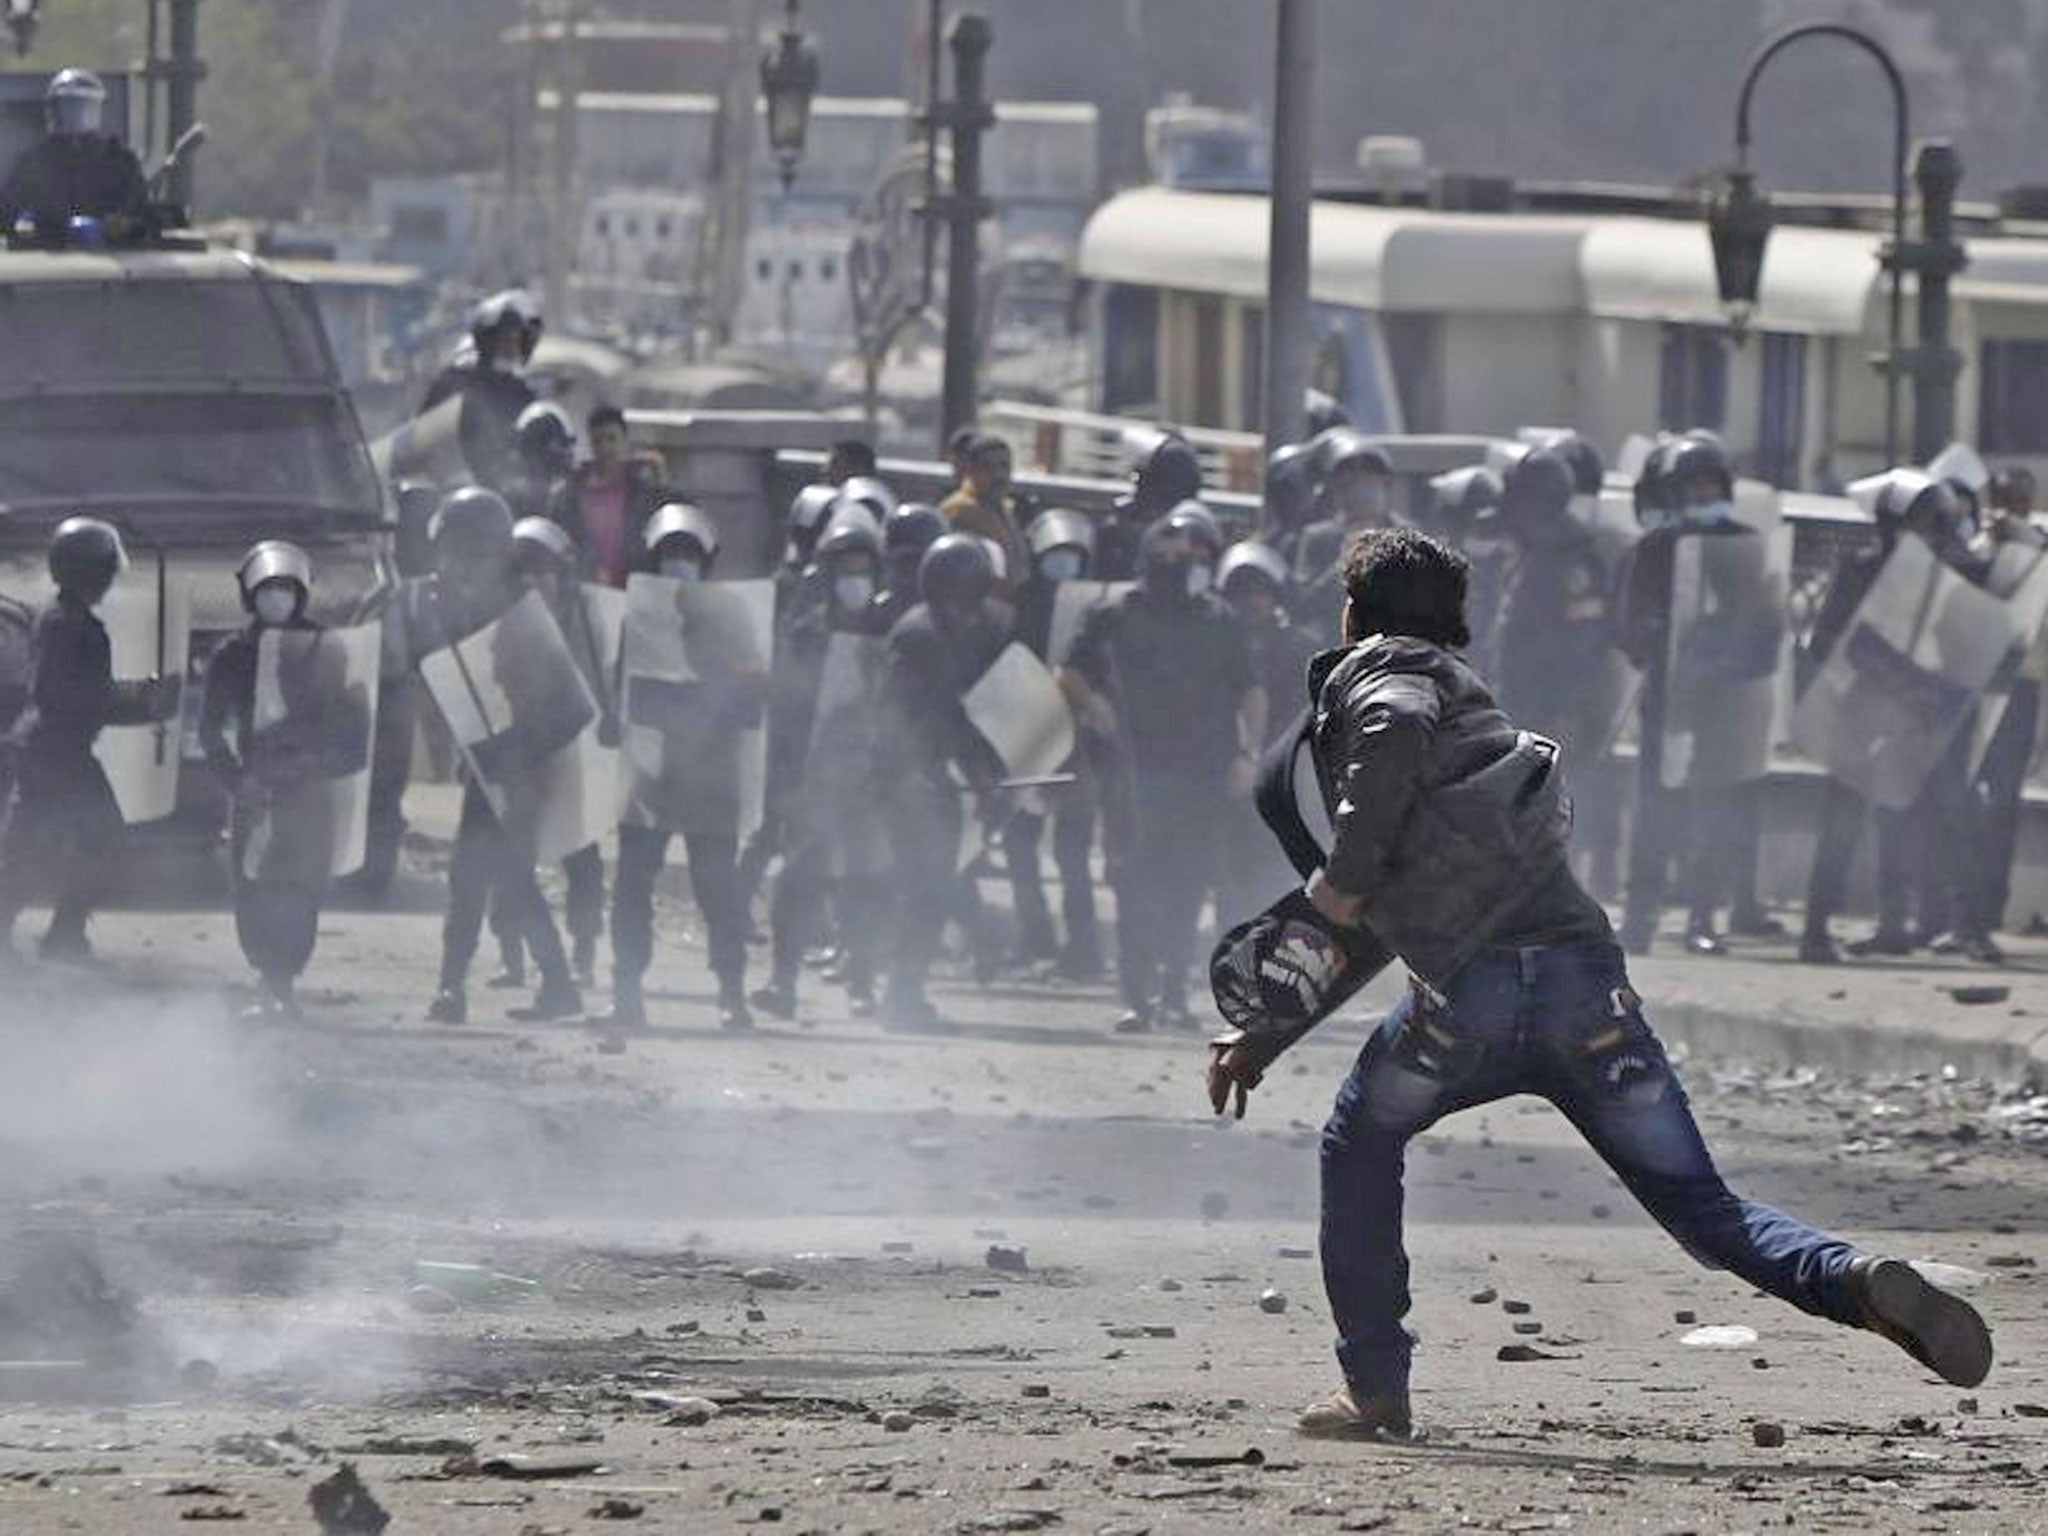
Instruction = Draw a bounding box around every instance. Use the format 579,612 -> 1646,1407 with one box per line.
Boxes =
1320,939 -> 1865,1399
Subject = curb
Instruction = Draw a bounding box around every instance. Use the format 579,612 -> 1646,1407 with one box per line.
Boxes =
1655,996 -> 2048,1087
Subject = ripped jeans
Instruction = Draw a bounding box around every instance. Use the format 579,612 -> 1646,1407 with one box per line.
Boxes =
1320,939 -> 1866,1400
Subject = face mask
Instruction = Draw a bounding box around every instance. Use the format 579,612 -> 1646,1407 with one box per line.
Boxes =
1340,481 -> 1389,522
1039,549 -> 1083,585
835,574 -> 875,611
253,586 -> 298,626
1185,561 -> 1214,598
1687,499 -> 1735,528
661,558 -> 703,582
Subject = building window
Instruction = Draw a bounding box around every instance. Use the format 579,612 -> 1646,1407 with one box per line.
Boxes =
788,260 -> 804,283
820,256 -> 838,283
1101,283 -> 1159,414
756,258 -> 773,281
1754,331 -> 1807,487
656,217 -> 672,239
1659,323 -> 1728,434
1241,306 -> 1266,430
1980,338 -> 2048,453
594,214 -> 610,237
1190,294 -> 1226,427
625,218 -> 640,239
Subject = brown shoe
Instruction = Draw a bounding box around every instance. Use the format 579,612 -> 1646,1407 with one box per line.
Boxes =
1849,1256 -> 1993,1388
1295,1386 -> 1413,1441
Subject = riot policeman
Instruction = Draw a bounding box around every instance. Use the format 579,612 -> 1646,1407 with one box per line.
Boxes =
200,542 -> 368,1017
1064,512 -> 1264,1032
0,69 -> 151,241
1800,473 -> 1985,963
418,487 -> 583,1025
876,503 -> 947,630
1292,433 -> 1395,645
1101,433 -> 1203,581
752,508 -> 893,1020
0,518 -> 179,963
1264,441 -> 1322,573
508,402 -> 578,522
1007,508 -> 1105,975
607,504 -> 761,1032
875,534 -> 1015,1032
419,290 -> 544,492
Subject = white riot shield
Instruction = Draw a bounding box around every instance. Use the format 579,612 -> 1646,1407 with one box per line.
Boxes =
534,584 -> 628,862
1791,535 -> 2021,810
240,624 -> 381,883
369,395 -> 470,488
1968,538 -> 2048,774
961,642 -> 1076,784
1661,519 -> 1789,790
94,570 -> 190,825
1047,580 -> 1133,669
617,576 -> 773,840
418,588 -> 598,826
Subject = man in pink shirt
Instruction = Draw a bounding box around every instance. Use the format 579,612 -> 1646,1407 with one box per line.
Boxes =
557,404 -> 667,588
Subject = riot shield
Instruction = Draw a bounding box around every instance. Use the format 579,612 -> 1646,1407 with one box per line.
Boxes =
368,395 -> 471,489
1047,580 -> 1133,670
94,571 -> 190,825
961,642 -> 1076,785
1661,516 -> 1789,790
1969,536 -> 2048,775
417,588 -> 598,827
240,624 -> 382,883
534,583 -> 629,862
1791,534 -> 2021,810
617,576 -> 774,840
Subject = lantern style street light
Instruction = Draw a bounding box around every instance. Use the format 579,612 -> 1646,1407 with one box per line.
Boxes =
760,0 -> 820,191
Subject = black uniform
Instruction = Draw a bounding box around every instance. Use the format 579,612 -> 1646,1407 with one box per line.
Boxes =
1070,583 -> 1255,1019
1216,608 -> 1318,935
200,620 -> 370,991
0,134 -> 149,234
418,364 -> 536,494
0,593 -> 162,951
877,600 -> 1012,1018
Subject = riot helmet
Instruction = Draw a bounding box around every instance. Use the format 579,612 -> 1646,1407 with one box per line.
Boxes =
918,532 -> 997,627
883,502 -> 947,594
1304,388 -> 1352,439
429,485 -> 517,569
470,289 -> 543,370
1139,512 -> 1207,605
1129,431 -> 1203,515
1265,441 -> 1319,534
820,496 -> 884,560
44,69 -> 106,137
786,484 -> 840,565
1218,540 -> 1291,619
1869,469 -> 1960,548
1520,430 -> 1604,496
514,402 -> 577,480
817,509 -> 884,616
1317,430 -> 1395,525
511,517 -> 577,587
1634,439 -> 1677,528
1428,465 -> 1503,540
1664,432 -> 1735,513
837,475 -> 898,523
1025,508 -> 1095,585
645,502 -> 720,578
48,516 -> 125,601
1499,448 -> 1576,527
236,540 -> 313,623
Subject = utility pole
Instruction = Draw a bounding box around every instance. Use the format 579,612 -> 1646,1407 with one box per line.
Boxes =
1906,141 -> 1967,462
544,0 -> 585,328
1261,0 -> 1316,460
935,11 -> 992,449
163,0 -> 205,209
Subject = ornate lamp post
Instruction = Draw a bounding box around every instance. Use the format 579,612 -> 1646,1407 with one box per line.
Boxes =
759,0 -> 820,191
1706,22 -> 1964,468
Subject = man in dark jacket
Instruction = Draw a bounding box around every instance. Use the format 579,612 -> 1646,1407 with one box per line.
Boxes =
1207,527 -> 1993,1440
0,70 -> 150,240
419,291 -> 543,492
0,518 -> 177,962
1065,508 -> 1264,1032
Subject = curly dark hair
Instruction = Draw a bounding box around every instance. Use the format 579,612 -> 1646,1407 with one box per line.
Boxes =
1340,526 -> 1472,649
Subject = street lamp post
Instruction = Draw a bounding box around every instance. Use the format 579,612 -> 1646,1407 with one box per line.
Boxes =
759,0 -> 820,190
1706,22 -> 1967,469
1261,0 -> 1317,464
931,11 -> 993,450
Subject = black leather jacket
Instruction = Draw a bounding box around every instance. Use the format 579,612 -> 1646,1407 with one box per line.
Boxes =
1309,635 -> 1598,988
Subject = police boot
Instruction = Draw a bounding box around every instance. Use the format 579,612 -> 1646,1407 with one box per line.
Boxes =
595,974 -> 647,1032
427,986 -> 468,1025
718,979 -> 754,1033
749,975 -> 798,1020
514,973 -> 584,1023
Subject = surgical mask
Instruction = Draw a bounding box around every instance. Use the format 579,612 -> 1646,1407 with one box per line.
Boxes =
1038,549 -> 1083,585
253,586 -> 298,626
1186,561 -> 1214,598
1683,499 -> 1735,530
661,558 -> 703,582
834,574 -> 875,611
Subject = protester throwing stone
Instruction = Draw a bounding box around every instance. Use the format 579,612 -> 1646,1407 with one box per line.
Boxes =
1206,526 -> 1993,1441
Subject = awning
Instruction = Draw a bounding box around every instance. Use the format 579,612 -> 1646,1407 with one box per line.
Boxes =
1578,217 -> 1880,335
1078,186 -> 1587,314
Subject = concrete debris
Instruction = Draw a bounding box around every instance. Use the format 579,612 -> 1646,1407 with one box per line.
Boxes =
307,1464 -> 390,1535
1679,1324 -> 1759,1349
1258,1289 -> 1289,1314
